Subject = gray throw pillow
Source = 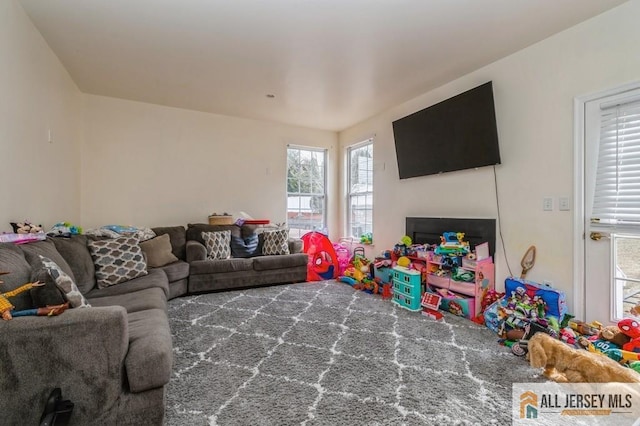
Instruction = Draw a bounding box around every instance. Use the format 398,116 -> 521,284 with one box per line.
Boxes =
51,235 -> 96,294
39,255 -> 91,308
88,236 -> 148,288
202,231 -> 231,260
261,229 -> 290,256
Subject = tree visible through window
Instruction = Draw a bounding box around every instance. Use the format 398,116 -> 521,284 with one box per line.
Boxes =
287,146 -> 327,238
347,141 -> 373,240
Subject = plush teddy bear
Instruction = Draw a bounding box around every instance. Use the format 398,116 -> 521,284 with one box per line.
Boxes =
579,325 -> 630,354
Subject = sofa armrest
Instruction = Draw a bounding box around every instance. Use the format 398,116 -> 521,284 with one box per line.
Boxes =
186,240 -> 207,262
0,306 -> 129,425
288,238 -> 303,254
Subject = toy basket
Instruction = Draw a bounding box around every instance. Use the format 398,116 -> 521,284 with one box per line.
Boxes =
208,215 -> 234,225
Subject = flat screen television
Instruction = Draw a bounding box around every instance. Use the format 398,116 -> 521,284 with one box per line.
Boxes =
392,81 -> 501,179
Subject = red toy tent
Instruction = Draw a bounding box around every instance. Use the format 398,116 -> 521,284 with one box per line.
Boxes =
301,232 -> 339,281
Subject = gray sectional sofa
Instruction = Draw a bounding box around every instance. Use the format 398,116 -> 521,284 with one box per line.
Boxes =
0,224 -> 307,425
185,223 -> 308,293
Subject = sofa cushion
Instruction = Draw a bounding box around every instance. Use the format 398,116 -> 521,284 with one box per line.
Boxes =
190,258 -> 253,275
39,255 -> 91,308
153,260 -> 189,283
0,243 -> 34,310
231,234 -> 259,258
88,237 -> 148,289
51,235 -> 96,294
87,286 -> 167,313
151,226 -> 186,261
261,229 -> 290,255
125,309 -> 173,392
186,223 -> 240,245
30,279 -> 66,307
288,238 -> 304,254
252,253 -> 309,271
139,234 -> 179,267
19,239 -> 77,283
84,268 -> 169,300
202,231 -> 231,260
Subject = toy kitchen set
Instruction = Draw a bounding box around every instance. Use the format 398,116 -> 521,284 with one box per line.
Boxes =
389,220 -> 495,321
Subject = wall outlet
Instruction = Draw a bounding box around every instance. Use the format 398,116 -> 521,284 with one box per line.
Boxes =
543,197 -> 553,211
559,197 -> 570,211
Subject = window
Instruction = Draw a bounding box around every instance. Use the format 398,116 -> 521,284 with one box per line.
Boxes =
286,146 -> 327,238
347,140 -> 373,239
591,96 -> 640,230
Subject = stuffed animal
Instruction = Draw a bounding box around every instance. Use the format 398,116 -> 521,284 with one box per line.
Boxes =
10,221 -> 43,234
528,332 -> 640,383
47,222 -> 83,237
619,318 -> 640,353
578,325 -> 630,354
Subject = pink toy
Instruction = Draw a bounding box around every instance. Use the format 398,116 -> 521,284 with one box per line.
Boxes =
333,243 -> 351,276
559,327 -> 577,345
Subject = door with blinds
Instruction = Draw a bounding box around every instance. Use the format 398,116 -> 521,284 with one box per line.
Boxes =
584,86 -> 640,323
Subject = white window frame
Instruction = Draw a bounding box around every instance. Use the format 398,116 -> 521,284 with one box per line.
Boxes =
286,145 -> 327,238
346,139 -> 373,240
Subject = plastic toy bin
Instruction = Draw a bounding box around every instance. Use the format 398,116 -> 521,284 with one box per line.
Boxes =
374,266 -> 392,284
438,293 -> 475,320
448,279 -> 475,297
426,274 -> 450,289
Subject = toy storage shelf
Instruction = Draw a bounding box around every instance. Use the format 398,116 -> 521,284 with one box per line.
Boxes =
425,253 -> 495,315
391,266 -> 422,311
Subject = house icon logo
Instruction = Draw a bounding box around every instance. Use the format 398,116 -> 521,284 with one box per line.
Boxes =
520,391 -> 538,419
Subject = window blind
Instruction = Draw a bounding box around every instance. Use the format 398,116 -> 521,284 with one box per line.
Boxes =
591,97 -> 640,233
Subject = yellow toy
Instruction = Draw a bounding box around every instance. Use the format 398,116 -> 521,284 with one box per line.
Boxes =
1,281 -> 44,320
397,256 -> 411,268
344,266 -> 365,282
0,273 -> 68,320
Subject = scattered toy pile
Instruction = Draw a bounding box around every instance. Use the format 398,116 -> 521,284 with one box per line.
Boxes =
339,249 -> 391,298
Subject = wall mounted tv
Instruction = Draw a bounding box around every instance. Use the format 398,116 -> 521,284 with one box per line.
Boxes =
392,81 -> 501,179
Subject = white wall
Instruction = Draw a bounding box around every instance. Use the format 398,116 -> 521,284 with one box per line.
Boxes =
0,0 -> 83,232
82,95 -> 338,232
339,0 -> 640,307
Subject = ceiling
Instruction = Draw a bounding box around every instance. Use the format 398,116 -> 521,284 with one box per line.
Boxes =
19,0 -> 628,131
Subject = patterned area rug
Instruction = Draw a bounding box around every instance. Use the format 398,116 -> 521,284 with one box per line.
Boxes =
165,281 -> 545,425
